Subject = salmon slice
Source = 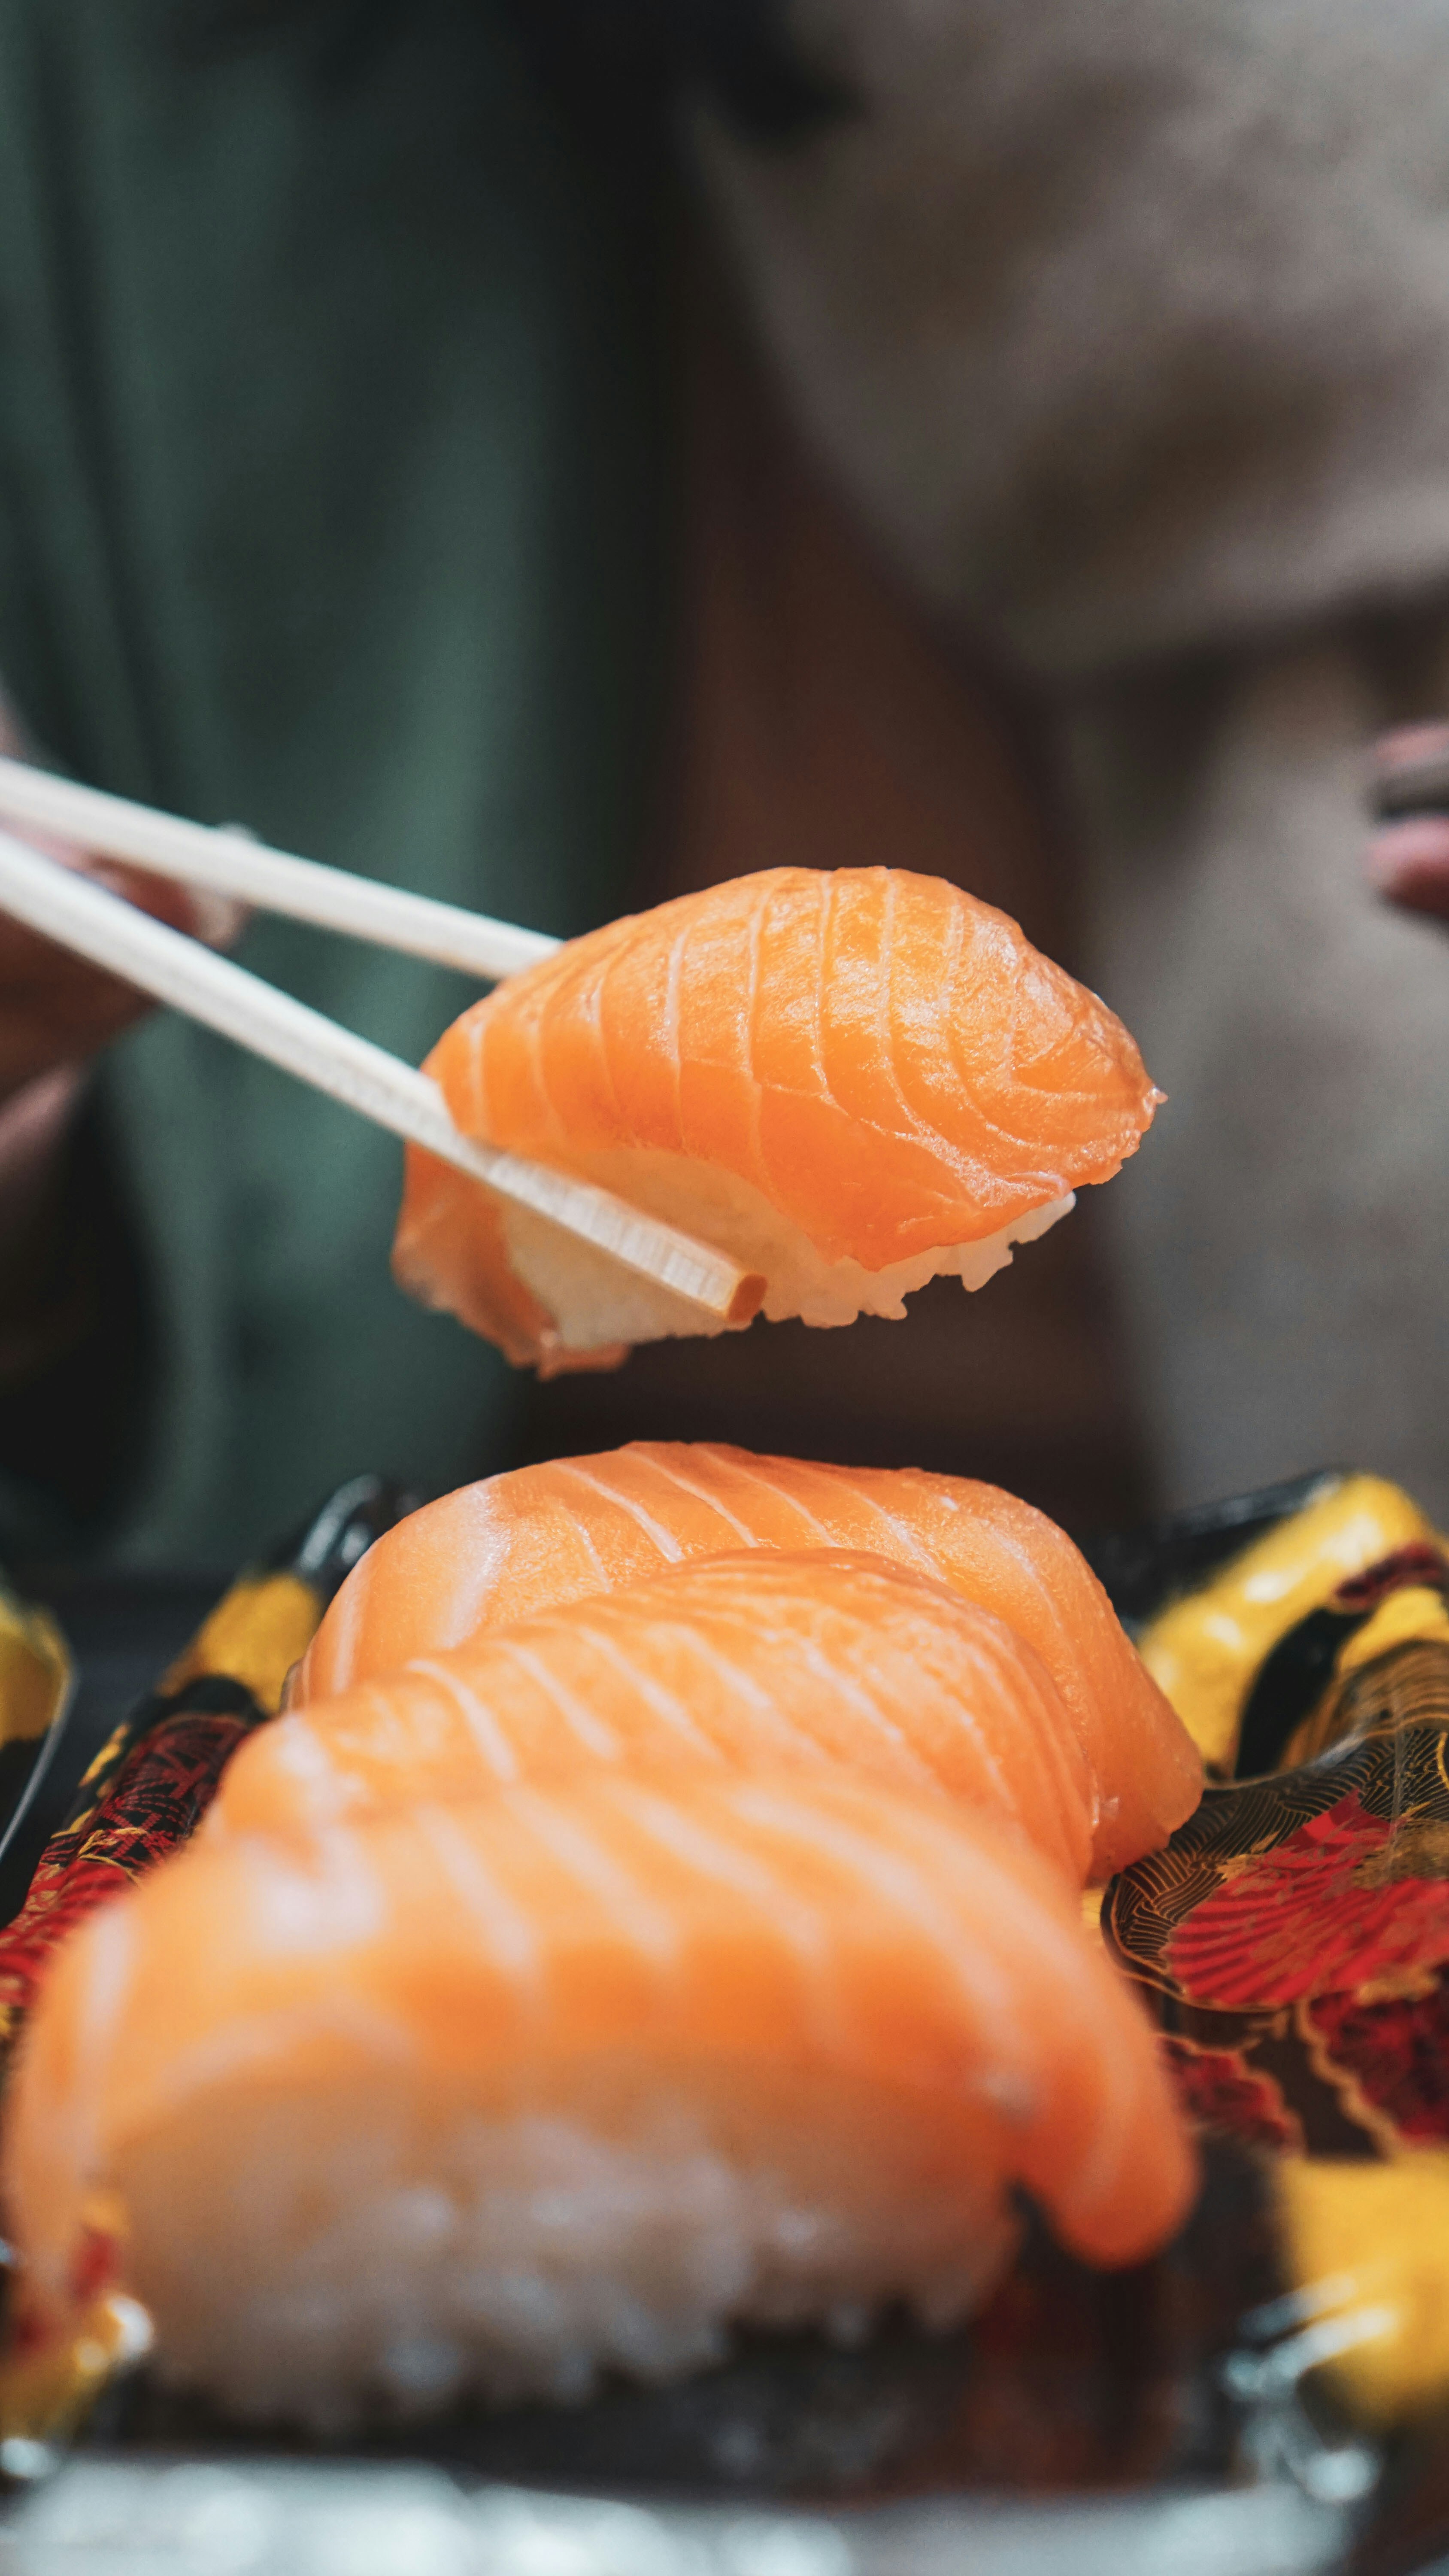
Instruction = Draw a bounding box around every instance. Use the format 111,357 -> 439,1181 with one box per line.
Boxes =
393,867 -> 1161,1371
209,1551 -> 1097,1884
293,1443 -> 1199,1878
3,1771 -> 1193,2421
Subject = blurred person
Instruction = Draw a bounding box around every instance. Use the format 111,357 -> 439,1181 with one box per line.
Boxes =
0,1 -> 1446,1572
511,0 -> 1449,1528
683,0 -> 1449,1520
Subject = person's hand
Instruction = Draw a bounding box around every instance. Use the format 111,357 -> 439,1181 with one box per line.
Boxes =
0,848 -> 244,1376
1366,725 -> 1449,923
0,692 -> 243,1106
0,691 -> 247,1379
0,856 -> 234,1109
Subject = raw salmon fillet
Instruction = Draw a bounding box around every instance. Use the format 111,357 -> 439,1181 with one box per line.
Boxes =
209,1551 -> 1097,1885
394,868 -> 1161,1371
294,1444 -> 1200,1878
3,1770 -> 1193,2419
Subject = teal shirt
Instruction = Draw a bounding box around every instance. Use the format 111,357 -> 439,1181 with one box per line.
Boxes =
0,0 -> 670,1563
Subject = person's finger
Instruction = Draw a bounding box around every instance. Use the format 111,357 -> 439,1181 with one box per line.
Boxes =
1365,723 -> 1449,922
1364,814 -> 1449,922
0,854 -> 248,1104
85,858 -> 248,953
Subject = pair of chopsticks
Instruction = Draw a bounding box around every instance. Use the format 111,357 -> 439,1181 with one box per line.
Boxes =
0,758 -> 755,1327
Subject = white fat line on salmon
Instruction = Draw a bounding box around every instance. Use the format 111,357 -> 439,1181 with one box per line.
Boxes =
664,1618 -> 797,1721
269,1713 -> 336,1786
412,1804 -> 541,1981
694,1450 -> 839,1548
492,1637 -> 622,1763
407,1660 -> 523,1783
660,917 -> 688,1143
882,1788 -> 1128,2078
464,1011 -> 488,1136
254,1826 -> 389,1951
588,945 -> 630,1141
810,1474 -> 941,1576
741,880 -> 767,1174
962,1520 -> 1075,1634
806,870 -> 831,1112
554,1462 -> 686,1563
874,870 -> 946,1151
934,874 -> 967,1052
937,911 -> 1035,1145
515,965 -> 568,1151
663,1625 -> 827,1766
521,1495 -> 612,1594
921,1500 -> 1082,1680
508,1788 -> 679,1966
607,1783 -> 845,2054
727,1786 -> 1022,2061
818,875 -> 947,1155
559,1618 -> 719,1761
145,1995 -> 419,2126
634,1450 -> 760,1546
788,1630 -> 934,1771
444,1495 -> 524,1637
867,1636 -> 1017,1801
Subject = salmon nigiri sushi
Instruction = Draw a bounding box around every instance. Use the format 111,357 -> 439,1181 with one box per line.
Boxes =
208,1552 -> 1097,1885
294,1443 -> 1200,1878
4,1771 -> 1193,2424
393,867 -> 1161,1372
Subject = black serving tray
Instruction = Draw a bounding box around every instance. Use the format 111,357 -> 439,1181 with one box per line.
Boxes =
2,1485 -> 1446,2576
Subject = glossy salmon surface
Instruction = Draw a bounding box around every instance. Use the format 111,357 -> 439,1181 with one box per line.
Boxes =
294,1445 -> 1200,1878
212,1551 -> 1097,1885
393,868 -> 1160,1367
4,1768 -> 1194,2360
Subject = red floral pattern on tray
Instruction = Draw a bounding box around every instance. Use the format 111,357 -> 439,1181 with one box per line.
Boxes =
1106,1640 -> 1449,2157
1159,2040 -> 1301,2152
1167,1790 -> 1449,2011
1305,1979 -> 1449,2146
0,1688 -> 262,2057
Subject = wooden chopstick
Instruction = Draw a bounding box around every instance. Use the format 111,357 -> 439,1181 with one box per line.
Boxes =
0,831 -> 759,1329
0,756 -> 560,984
